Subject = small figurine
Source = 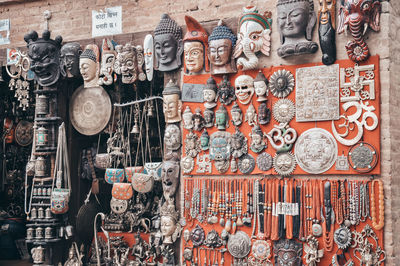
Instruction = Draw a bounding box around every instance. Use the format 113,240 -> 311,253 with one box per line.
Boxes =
203,76 -> 218,109
162,80 -> 182,123
254,70 -> 269,102
183,15 -> 209,74
215,105 -> 230,130
208,20 -> 237,75
230,102 -> 243,127
154,14 -> 183,72
249,125 -> 267,153
245,103 -> 258,127
235,74 -> 255,105
276,0 -> 318,57
217,75 -> 236,106
234,6 -> 272,70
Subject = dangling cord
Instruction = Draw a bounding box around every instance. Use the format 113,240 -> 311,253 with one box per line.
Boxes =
134,103 -> 146,168
126,105 -> 133,168
154,98 -> 163,159
144,101 -> 152,164
24,171 -> 34,219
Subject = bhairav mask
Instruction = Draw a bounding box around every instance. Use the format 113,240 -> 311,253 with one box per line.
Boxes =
161,161 -> 180,199
160,201 -> 181,244
184,15 -> 209,74
338,0 -> 380,62
203,76 -> 218,109
60,42 -> 82,78
114,43 -> 137,84
210,131 -> 231,173
163,80 -> 182,123
154,14 -> 183,72
277,0 -> 318,57
143,34 -> 154,81
79,44 -> 100,88
234,6 -> 272,70
235,74 -> 255,105
98,39 -> 116,86
208,20 -> 237,75
24,30 -> 63,87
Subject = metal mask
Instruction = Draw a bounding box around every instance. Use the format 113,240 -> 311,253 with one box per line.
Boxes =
217,75 -> 236,106
210,131 -> 231,173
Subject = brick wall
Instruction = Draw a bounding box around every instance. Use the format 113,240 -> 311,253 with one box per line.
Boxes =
0,0 -> 396,262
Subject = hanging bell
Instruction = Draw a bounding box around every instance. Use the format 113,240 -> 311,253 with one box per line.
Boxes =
131,121 -> 140,134
147,102 -> 155,117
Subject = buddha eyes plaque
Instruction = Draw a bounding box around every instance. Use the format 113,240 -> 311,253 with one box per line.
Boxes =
295,64 -> 340,122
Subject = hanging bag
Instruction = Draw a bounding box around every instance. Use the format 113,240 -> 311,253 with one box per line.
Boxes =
50,123 -> 71,214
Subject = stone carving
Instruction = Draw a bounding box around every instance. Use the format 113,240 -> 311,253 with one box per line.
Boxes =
295,128 -> 337,174
274,239 -> 303,266
114,43 -> 137,84
154,14 -> 183,72
217,75 -> 236,106
258,102 -> 271,125
210,131 -> 231,173
208,20 -> 237,75
98,39 -> 117,86
143,34 -> 154,81
163,80 -> 182,123
269,69 -> 294,98
338,0 -> 381,62
230,102 -> 243,127
296,64 -> 340,122
276,0 -> 318,57
245,103 -> 258,127
273,152 -> 296,176
24,30 -> 63,87
254,70 -> 269,102
181,156 -> 195,174
60,42 -> 82,79
215,105 -> 229,130
160,200 -> 181,244
319,0 -> 336,65
164,124 -> 181,151
185,131 -> 201,158
272,99 -> 295,123
249,125 -> 267,153
184,15 -> 209,74
162,161 -> 180,199
203,76 -> 218,109
234,6 -> 272,70
235,74 -> 255,105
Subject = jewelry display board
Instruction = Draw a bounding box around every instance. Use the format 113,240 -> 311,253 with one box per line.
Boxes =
182,56 -> 380,176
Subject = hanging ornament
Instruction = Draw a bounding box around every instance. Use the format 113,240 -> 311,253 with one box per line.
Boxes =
269,69 -> 294,98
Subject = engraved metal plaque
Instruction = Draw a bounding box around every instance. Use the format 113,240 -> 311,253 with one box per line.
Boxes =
70,85 -> 112,136
182,83 -> 204,102
294,128 -> 337,174
296,64 -> 339,122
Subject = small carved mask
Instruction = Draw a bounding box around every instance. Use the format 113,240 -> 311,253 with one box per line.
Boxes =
98,39 -> 116,86
217,75 -> 236,106
79,44 -> 100,88
182,106 -> 194,130
254,70 -> 269,101
24,30 -> 63,87
162,80 -> 182,123
231,128 -> 248,158
161,160 -> 180,198
164,124 -> 181,151
143,34 -> 154,81
203,108 -> 214,128
203,77 -> 218,109
210,131 -> 231,161
60,42 -> 82,78
215,105 -> 229,130
235,74 -> 255,105
200,130 -> 210,150
230,102 -> 243,126
258,102 -> 271,124
161,216 -> 177,238
115,43 -> 137,84
154,14 -> 183,72
185,131 -> 201,158
192,108 -> 205,132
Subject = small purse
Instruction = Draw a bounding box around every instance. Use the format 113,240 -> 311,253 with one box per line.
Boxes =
50,123 -> 71,215
95,153 -> 111,169
144,162 -> 162,181
105,168 -> 125,184
112,183 -> 133,200
125,166 -> 144,183
131,172 -> 154,193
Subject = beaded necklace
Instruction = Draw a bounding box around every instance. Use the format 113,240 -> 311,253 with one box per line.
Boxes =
321,180 -> 334,252
370,179 -> 384,230
266,179 -> 272,239
286,179 -> 293,239
271,179 -> 279,241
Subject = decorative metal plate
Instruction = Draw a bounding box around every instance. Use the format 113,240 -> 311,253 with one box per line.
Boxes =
15,120 -> 33,146
269,69 -> 294,98
295,128 -> 337,174
335,154 -> 349,171
238,154 -> 255,174
228,231 -> 251,259
251,240 -> 271,261
257,152 -> 273,171
70,85 -> 112,136
348,142 -> 378,172
272,99 -> 295,123
273,152 -> 296,176
296,64 -> 340,122
190,224 -> 205,247
340,64 -> 375,102
334,225 -> 351,250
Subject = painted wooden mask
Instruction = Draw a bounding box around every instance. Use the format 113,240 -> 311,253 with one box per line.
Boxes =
162,80 -> 182,123
79,44 -> 100,88
143,34 -> 154,81
114,43 -> 137,84
98,38 -> 116,86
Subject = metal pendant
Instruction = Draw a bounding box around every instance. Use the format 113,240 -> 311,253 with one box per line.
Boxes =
191,224 -> 205,247
269,69 -> 294,98
272,99 -> 295,123
238,154 -> 255,174
348,142 -> 378,172
274,239 -> 303,266
228,231 -> 251,259
335,154 -> 349,170
334,225 -> 352,249
251,240 -> 271,263
257,152 -> 273,171
295,128 -> 338,174
273,152 -> 296,176
181,156 -> 195,174
204,229 -> 223,248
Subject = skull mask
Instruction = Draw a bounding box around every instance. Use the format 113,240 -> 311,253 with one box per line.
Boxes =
235,75 -> 255,105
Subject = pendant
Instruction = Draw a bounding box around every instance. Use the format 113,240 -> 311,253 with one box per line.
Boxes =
257,152 -> 273,171
348,142 -> 378,172
273,152 -> 296,176
334,225 -> 352,250
228,231 -> 251,259
272,99 -> 295,123
238,154 -> 256,174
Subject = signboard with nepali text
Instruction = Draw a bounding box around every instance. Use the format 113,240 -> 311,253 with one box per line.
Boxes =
92,6 -> 122,38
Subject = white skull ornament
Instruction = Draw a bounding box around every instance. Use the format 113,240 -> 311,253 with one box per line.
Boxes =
235,74 -> 255,105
